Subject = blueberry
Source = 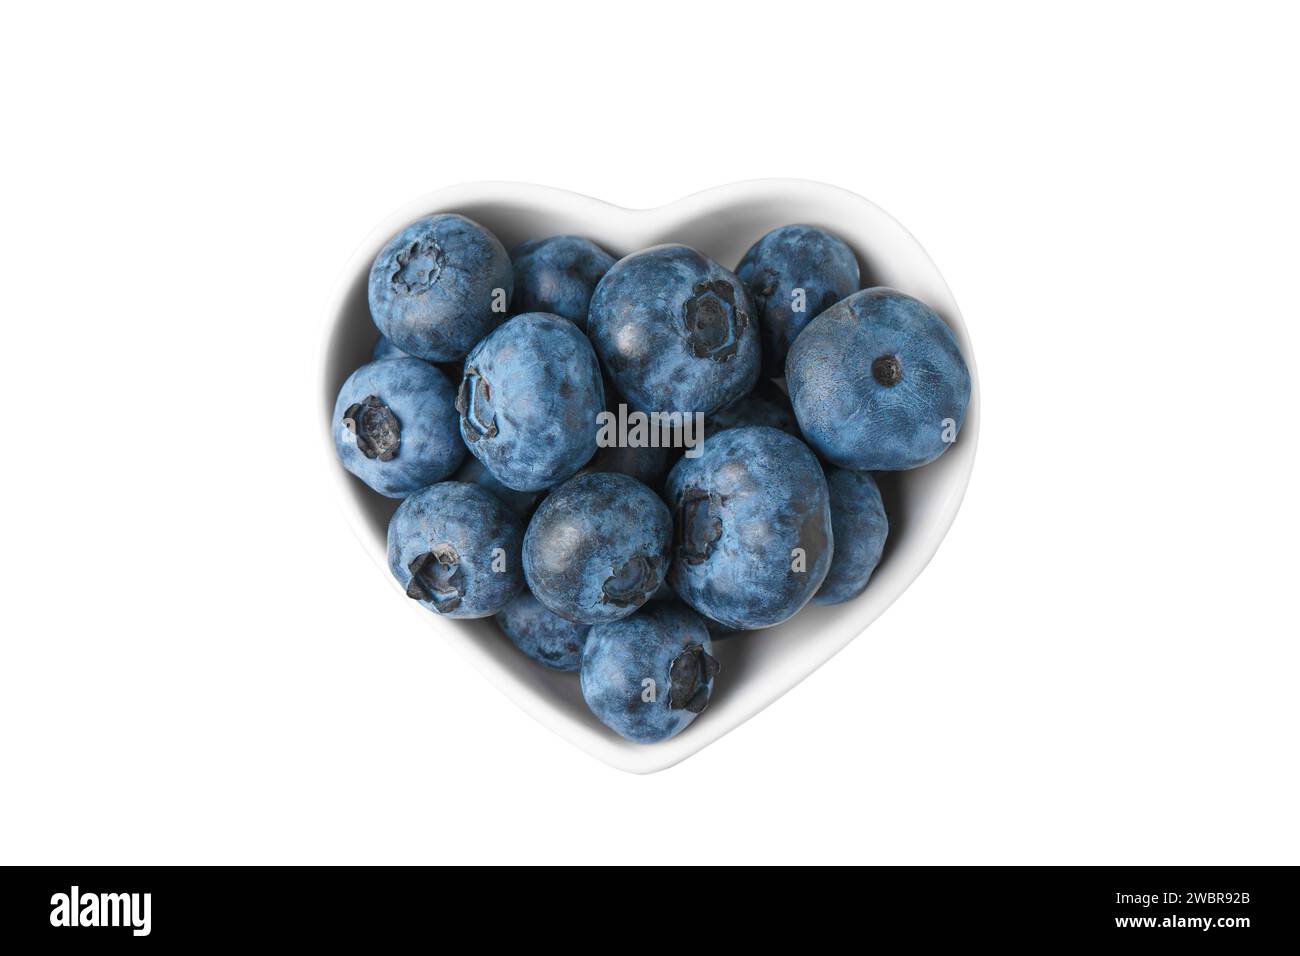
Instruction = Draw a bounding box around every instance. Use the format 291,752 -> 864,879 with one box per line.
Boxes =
332,357 -> 465,498
523,472 -> 672,624
588,245 -> 760,416
737,224 -> 860,378
580,602 -> 719,743
495,591 -> 589,671
371,334 -> 410,362
452,455 -> 544,520
786,288 -> 970,470
458,313 -> 605,492
387,482 -> 524,618
666,425 -> 833,629
510,235 -> 616,330
813,468 -> 889,605
369,213 -> 512,362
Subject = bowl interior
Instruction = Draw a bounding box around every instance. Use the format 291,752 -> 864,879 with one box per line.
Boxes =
321,180 -> 979,773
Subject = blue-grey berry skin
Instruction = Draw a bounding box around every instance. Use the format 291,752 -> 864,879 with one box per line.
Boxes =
458,313 -> 605,492
510,236 -> 616,331
588,245 -> 760,417
737,225 -> 860,378
368,213 -> 512,362
387,482 -> 524,619
371,336 -> 464,386
523,472 -> 672,624
580,603 -> 718,743
452,455 -> 544,521
813,469 -> 889,605
332,358 -> 465,498
666,426 -> 833,630
496,591 -> 589,671
371,335 -> 410,362
706,388 -> 799,438
786,288 -> 971,470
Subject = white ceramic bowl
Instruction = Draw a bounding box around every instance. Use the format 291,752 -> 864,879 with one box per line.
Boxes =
320,180 -> 979,773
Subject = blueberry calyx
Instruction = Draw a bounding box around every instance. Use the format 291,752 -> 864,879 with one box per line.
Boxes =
405,545 -> 464,613
456,368 -> 498,442
342,395 -> 400,461
871,355 -> 902,387
683,280 -> 747,362
391,238 -> 445,295
675,488 -> 722,564
600,554 -> 660,607
667,643 -> 720,714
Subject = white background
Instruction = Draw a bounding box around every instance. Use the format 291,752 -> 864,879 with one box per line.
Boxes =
2,1 -> 1297,864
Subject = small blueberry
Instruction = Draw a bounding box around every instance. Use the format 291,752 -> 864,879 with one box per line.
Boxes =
666,425 -> 833,629
786,288 -> 971,470
332,357 -> 465,498
813,468 -> 889,605
580,602 -> 719,743
369,214 -> 512,362
736,224 -> 860,378
387,482 -> 524,619
523,472 -> 672,624
458,313 -> 605,492
496,591 -> 589,671
588,245 -> 760,416
510,235 -> 616,331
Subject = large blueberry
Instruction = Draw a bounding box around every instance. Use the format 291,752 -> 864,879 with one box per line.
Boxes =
510,235 -> 616,330
588,245 -> 760,416
458,313 -> 605,492
786,288 -> 971,470
666,425 -> 832,629
332,357 -> 464,498
580,602 -> 718,743
737,224 -> 860,378
387,482 -> 524,619
813,468 -> 889,605
368,213 -> 512,362
495,591 -> 589,671
523,472 -> 672,624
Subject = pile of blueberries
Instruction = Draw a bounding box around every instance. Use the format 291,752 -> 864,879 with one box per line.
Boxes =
333,213 -> 971,743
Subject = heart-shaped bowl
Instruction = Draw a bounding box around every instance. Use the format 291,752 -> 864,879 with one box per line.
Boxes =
320,179 -> 979,773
